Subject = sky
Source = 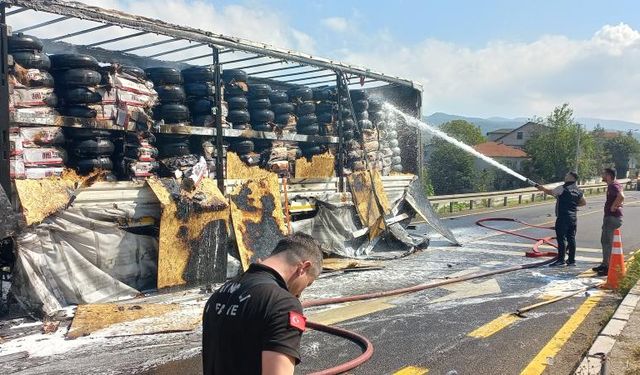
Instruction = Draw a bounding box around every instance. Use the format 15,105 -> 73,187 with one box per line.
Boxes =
12,0 -> 640,123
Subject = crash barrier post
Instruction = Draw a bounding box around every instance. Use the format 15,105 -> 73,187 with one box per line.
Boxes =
429,179 -> 635,215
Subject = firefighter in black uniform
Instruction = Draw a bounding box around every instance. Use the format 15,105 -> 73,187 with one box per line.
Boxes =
202,233 -> 323,375
536,171 -> 586,267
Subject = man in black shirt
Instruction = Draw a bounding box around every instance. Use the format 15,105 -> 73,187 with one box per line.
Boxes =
536,171 -> 586,267
202,233 -> 323,375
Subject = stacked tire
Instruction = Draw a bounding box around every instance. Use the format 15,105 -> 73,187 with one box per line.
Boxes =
145,67 -> 189,124
51,54 -> 102,118
248,83 -> 274,132
65,128 -> 115,177
223,69 -> 251,130
290,86 -> 324,158
182,66 -> 227,127
8,34 -> 66,179
271,90 -> 295,132
115,131 -> 159,180
156,134 -> 200,177
371,101 -> 402,174
314,87 -> 338,137
230,138 -> 259,166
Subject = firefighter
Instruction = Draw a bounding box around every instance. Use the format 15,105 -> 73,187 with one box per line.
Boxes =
202,233 -> 323,375
536,172 -> 586,267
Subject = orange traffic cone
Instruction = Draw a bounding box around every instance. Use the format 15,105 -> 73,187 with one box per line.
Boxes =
604,228 -> 626,289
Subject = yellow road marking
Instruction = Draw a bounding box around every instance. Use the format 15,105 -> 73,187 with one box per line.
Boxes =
393,365 -> 429,375
519,295 -> 602,375
468,313 -> 520,338
307,297 -> 397,325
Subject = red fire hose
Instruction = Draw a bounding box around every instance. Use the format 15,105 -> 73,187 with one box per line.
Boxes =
305,217 -> 559,374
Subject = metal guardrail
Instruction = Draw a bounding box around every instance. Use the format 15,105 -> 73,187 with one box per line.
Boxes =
429,179 -> 637,214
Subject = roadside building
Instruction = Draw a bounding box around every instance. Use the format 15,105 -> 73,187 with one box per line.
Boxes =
486,122 -> 546,149
472,141 -> 529,172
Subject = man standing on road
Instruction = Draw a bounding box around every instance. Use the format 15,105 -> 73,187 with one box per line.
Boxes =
593,168 -> 624,276
202,233 -> 323,375
536,172 -> 586,267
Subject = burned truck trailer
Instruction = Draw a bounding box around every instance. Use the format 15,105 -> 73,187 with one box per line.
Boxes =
0,0 -> 454,316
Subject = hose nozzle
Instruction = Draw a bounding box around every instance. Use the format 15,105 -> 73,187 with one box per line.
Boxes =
526,178 -> 538,187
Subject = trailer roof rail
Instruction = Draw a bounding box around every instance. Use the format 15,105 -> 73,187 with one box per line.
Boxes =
1,0 -> 422,91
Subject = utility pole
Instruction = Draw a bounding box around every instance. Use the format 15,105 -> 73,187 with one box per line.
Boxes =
575,123 -> 581,176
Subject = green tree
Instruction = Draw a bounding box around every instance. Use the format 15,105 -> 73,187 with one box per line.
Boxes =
428,120 -> 486,194
524,103 -> 597,183
603,133 -> 640,177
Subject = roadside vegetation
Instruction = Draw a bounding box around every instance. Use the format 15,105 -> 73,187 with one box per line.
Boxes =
618,252 -> 640,296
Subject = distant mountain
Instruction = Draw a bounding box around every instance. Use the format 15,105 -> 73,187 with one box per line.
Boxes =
424,112 -> 640,137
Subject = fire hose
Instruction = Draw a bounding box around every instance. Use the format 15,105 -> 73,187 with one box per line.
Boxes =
305,217 -> 559,375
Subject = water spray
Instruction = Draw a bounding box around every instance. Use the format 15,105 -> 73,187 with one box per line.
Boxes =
383,103 -> 541,186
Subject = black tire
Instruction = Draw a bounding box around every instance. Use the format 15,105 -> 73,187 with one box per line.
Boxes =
121,66 -> 146,81
232,140 -> 254,154
389,139 -> 399,148
391,146 -> 401,155
272,103 -> 294,115
227,95 -> 249,110
159,142 -> 191,157
224,84 -> 246,96
12,51 -> 51,70
387,130 -> 398,139
349,89 -> 369,101
192,114 -> 214,127
181,66 -> 214,83
377,121 -> 387,130
155,133 -> 190,143
356,111 -> 369,121
288,87 -> 313,101
188,97 -> 215,115
391,164 -> 403,172
50,54 -> 100,71
155,103 -> 190,123
222,69 -> 247,83
313,87 -> 335,101
296,101 -> 315,116
65,128 -> 111,140
342,129 -> 354,140
301,145 -> 324,155
227,109 -> 250,124
250,109 -> 274,123
298,124 -> 320,135
342,118 -> 355,129
368,99 -> 383,112
248,84 -> 272,99
317,112 -> 334,123
184,82 -> 215,97
41,92 -> 59,107
358,119 -> 373,130
233,123 -> 251,130
316,102 -> 335,113
342,108 -> 352,118
56,68 -> 102,87
145,67 -> 183,85
275,113 -> 294,125
27,71 -> 55,88
73,138 -> 115,158
297,114 -> 318,127
76,157 -> 113,173
353,99 -> 369,112
63,88 -> 101,104
252,123 -> 273,132
269,91 -> 288,104
391,156 -> 402,165
156,85 -> 186,103
8,33 -> 43,52
248,98 -> 271,110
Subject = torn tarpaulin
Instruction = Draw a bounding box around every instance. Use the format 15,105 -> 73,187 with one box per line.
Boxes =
404,177 -> 459,245
11,207 -> 158,316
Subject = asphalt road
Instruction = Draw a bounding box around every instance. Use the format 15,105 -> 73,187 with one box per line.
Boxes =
293,190 -> 640,375
4,190 -> 639,375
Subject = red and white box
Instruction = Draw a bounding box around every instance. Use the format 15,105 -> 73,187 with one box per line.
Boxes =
25,166 -> 65,179
10,87 -> 56,108
19,127 -> 65,147
10,157 -> 25,179
22,147 -> 66,167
